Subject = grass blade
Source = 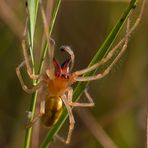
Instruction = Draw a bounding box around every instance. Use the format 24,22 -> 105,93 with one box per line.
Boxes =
27,0 -> 39,66
24,0 -> 39,148
24,0 -> 61,148
41,0 -> 137,147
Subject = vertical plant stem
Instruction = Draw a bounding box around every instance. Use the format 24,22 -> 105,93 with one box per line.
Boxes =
27,0 -> 39,69
24,0 -> 39,147
24,0 -> 61,148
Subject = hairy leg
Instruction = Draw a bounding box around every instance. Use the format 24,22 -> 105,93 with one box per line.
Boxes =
75,17 -> 130,81
74,0 -> 145,77
39,0 -> 55,79
61,95 -> 75,144
58,87 -> 94,144
16,60 -> 43,94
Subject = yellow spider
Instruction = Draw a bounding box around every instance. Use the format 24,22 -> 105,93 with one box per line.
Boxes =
16,0 -> 145,144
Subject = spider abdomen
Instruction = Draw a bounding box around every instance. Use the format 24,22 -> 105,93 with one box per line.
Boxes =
41,96 -> 63,127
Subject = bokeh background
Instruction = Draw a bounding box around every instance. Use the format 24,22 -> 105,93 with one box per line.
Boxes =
0,0 -> 148,148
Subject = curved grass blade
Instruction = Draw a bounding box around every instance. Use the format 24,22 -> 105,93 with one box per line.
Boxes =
40,0 -> 137,147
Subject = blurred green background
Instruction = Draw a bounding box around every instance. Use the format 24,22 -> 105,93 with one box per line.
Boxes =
0,0 -> 148,148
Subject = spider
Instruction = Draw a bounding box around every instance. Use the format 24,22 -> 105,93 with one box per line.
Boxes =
16,0 -> 145,144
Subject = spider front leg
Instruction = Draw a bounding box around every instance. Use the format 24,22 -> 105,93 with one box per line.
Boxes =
16,60 -> 43,94
39,0 -> 57,80
74,18 -> 130,82
74,0 -> 145,78
16,4 -> 44,93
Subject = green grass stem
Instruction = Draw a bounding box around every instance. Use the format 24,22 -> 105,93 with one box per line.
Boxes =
24,0 -> 61,148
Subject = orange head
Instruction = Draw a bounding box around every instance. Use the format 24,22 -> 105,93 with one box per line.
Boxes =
44,58 -> 76,96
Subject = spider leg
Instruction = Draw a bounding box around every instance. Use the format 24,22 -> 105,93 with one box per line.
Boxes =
16,60 -> 43,94
74,0 -> 145,77
39,0 -> 55,79
61,95 -> 75,144
60,46 -> 75,71
67,87 -> 94,107
75,18 -> 130,82
74,38 -> 125,76
26,100 -> 45,128
59,87 -> 94,144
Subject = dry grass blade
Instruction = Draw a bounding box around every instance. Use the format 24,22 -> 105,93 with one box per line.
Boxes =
77,109 -> 118,148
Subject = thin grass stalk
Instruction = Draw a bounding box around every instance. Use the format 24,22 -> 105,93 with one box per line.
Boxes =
41,0 -> 137,147
27,0 -> 39,69
24,0 -> 39,147
24,0 -> 61,148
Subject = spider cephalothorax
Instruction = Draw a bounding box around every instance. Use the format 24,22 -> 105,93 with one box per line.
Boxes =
44,57 -> 76,97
